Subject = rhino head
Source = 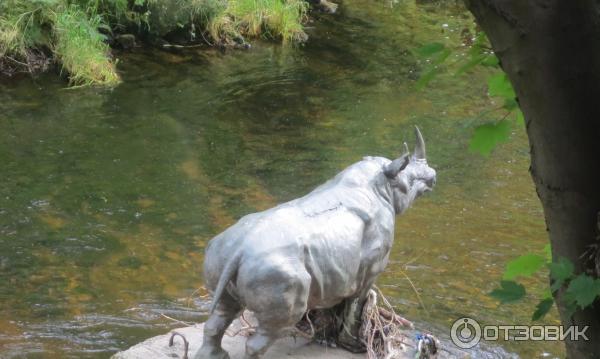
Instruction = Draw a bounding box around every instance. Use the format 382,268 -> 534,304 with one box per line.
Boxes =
383,126 -> 437,214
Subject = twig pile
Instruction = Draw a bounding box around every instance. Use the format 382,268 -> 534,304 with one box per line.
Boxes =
296,287 -> 440,359
178,286 -> 441,359
360,288 -> 413,359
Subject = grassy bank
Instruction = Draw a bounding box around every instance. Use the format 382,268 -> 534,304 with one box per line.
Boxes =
0,0 -> 309,86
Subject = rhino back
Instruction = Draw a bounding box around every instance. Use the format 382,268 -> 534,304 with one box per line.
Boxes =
203,157 -> 394,302
232,205 -> 367,309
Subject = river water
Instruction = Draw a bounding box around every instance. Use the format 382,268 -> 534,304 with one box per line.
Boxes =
0,1 -> 564,358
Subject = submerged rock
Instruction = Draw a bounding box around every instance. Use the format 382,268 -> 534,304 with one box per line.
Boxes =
116,34 -> 136,50
314,0 -> 338,13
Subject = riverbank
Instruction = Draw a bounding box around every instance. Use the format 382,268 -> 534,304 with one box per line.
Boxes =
0,0 -> 326,86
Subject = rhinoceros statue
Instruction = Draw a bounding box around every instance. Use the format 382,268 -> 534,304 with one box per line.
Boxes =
196,127 -> 436,359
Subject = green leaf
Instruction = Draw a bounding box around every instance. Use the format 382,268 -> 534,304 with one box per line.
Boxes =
415,42 -> 445,58
565,274 -> 600,309
564,299 -> 578,320
455,53 -> 487,76
415,48 -> 452,90
469,119 -> 511,156
550,281 -> 562,293
515,110 -> 524,125
489,280 -> 526,303
469,31 -> 488,52
488,73 -> 515,99
481,55 -> 499,67
503,254 -> 546,280
432,48 -> 452,65
532,298 -> 554,321
549,256 -> 574,293
415,68 -> 440,90
503,98 -> 518,111
549,257 -> 574,288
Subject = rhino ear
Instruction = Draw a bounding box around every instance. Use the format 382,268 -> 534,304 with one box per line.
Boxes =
403,142 -> 410,156
384,154 -> 409,179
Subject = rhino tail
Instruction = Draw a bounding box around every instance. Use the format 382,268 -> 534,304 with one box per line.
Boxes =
209,250 -> 242,314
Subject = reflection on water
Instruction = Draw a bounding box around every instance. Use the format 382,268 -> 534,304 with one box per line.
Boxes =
0,1 -> 562,357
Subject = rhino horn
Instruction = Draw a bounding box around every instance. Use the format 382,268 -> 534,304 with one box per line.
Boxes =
384,154 -> 409,179
414,126 -> 426,160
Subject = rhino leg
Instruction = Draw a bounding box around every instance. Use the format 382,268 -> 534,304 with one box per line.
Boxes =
244,328 -> 278,359
194,292 -> 241,359
241,266 -> 310,358
244,307 -> 308,358
336,293 -> 369,353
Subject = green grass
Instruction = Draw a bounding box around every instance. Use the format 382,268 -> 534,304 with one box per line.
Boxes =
215,0 -> 308,44
53,5 -> 119,86
0,0 -> 54,59
0,0 -> 121,85
0,0 -> 309,86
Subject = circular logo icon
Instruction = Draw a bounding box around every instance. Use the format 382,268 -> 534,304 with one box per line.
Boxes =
450,317 -> 482,349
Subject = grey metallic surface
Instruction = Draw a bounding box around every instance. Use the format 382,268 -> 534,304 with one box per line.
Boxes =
196,128 -> 436,359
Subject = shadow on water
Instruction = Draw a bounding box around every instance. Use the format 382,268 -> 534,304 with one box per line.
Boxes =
0,1 -> 562,357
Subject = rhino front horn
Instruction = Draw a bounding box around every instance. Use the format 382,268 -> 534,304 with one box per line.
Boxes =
414,126 -> 426,160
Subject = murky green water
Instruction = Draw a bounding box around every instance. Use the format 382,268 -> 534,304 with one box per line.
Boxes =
0,1 -> 564,358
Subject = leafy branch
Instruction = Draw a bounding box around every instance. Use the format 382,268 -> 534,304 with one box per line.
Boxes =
414,31 -> 523,156
489,246 -> 600,320
416,24 -> 600,324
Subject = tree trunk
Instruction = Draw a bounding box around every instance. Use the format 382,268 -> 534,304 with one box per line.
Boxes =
464,1 -> 600,357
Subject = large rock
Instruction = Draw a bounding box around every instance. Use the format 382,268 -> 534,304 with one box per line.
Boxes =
111,315 -> 366,359
112,311 -> 481,359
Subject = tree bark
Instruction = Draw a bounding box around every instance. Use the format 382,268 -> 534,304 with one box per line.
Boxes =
464,1 -> 600,357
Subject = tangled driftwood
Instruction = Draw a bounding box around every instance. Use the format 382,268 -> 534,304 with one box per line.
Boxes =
359,288 -> 439,359
162,287 -> 441,359
294,287 -> 440,359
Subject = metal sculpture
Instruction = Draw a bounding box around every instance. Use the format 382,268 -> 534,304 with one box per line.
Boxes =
196,127 -> 436,359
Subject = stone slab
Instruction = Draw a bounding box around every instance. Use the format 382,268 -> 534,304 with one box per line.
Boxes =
112,311 -> 473,359
111,321 -> 367,359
